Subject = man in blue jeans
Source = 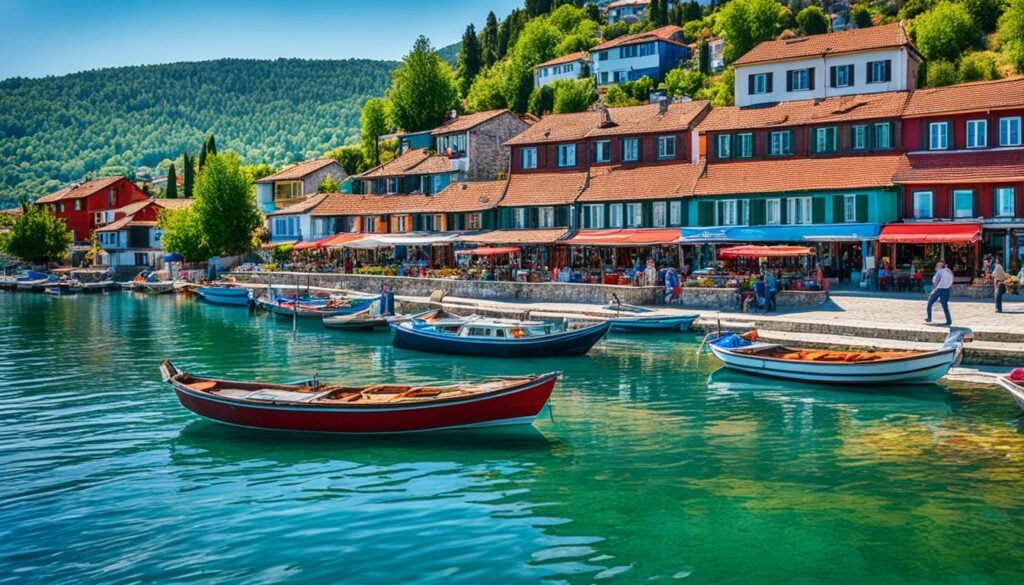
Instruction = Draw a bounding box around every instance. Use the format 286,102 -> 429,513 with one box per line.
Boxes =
925,261 -> 954,326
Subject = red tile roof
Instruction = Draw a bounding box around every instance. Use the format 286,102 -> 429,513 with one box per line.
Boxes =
266,193 -> 332,217
36,176 -> 124,204
893,150 -> 1024,184
902,77 -> 1024,117
309,194 -> 435,217
461,229 -> 569,244
356,148 -> 453,179
579,162 -> 705,202
698,91 -> 909,132
506,101 -> 709,145
535,52 -> 590,69
431,109 -> 515,136
694,154 -> 905,195
591,26 -> 685,52
733,22 -> 915,66
255,159 -> 340,183
422,181 -> 506,212
501,171 -> 588,207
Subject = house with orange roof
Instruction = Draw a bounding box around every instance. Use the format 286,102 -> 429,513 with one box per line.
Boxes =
732,22 -> 921,107
94,198 -> 193,272
534,52 -> 592,88
34,176 -> 149,242
591,25 -> 690,86
254,158 -> 347,213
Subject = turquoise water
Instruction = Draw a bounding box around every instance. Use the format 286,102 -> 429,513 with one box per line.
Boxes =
1,292 -> 1023,584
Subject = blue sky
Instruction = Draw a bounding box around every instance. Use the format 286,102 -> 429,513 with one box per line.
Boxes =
0,0 -> 523,79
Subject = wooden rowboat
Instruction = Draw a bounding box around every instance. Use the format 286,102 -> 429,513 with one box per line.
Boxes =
996,374 -> 1024,414
609,314 -> 698,332
705,327 -> 971,385
159,360 -> 559,434
197,285 -> 251,306
255,295 -> 379,318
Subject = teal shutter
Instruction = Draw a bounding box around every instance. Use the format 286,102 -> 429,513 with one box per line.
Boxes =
812,198 -> 825,224
697,201 -> 714,226
748,199 -> 765,225
780,198 -> 789,224
498,208 -> 511,229
856,194 -> 869,223
529,207 -> 539,228
557,206 -> 569,227
832,195 -> 845,223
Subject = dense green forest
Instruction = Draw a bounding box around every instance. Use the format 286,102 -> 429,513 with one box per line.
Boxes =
0,58 -> 397,206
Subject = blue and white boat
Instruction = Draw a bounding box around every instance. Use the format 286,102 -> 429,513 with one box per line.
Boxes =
609,314 -> 698,332
256,294 -> 380,318
197,285 -> 251,306
391,309 -> 610,358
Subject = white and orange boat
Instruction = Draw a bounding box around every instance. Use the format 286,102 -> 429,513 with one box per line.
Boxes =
996,370 -> 1024,414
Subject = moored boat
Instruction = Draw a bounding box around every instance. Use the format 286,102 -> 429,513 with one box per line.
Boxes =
197,285 -> 251,306
159,359 -> 559,433
255,295 -> 380,318
322,306 -> 394,330
705,328 -> 972,385
996,370 -> 1024,414
392,310 -> 610,358
609,314 -> 698,332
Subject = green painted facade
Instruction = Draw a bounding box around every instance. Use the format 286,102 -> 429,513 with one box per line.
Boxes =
686,188 -> 899,228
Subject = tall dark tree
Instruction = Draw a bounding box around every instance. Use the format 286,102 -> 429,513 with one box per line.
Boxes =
165,163 -> 178,199
481,12 -> 500,67
685,0 -> 703,22
197,143 -> 207,171
650,0 -> 669,26
699,40 -> 711,74
456,24 -> 483,97
525,0 -> 553,17
182,152 -> 195,198
205,133 -> 217,156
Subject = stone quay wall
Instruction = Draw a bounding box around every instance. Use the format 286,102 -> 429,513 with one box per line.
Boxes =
231,271 -> 662,305
679,287 -> 827,309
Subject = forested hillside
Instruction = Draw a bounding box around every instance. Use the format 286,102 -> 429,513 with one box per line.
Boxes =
0,58 -> 397,205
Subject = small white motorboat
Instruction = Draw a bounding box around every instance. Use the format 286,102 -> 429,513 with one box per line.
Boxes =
996,372 -> 1024,414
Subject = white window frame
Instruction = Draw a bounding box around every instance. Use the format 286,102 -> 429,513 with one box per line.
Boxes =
737,133 -> 753,158
770,131 -> 790,156
843,194 -> 857,223
753,73 -> 768,94
520,147 -> 537,169
386,178 -> 400,194
966,119 -> 988,149
652,202 -> 667,227
594,140 -> 611,163
995,187 -> 1016,218
513,208 -> 528,229
608,204 -> 623,228
913,191 -> 933,219
874,123 -> 891,150
787,197 -> 813,225
394,215 -> 411,233
625,203 -> 642,228
999,116 -> 1022,146
557,144 -> 576,167
717,199 -> 740,226
716,134 -> 730,159
467,212 -> 482,230
852,125 -> 867,150
657,136 -> 676,160
790,69 -> 810,91
929,122 -> 949,150
953,189 -> 974,218
622,138 -> 639,162
583,204 -> 605,229
669,201 -> 682,226
766,199 -> 781,225
538,206 -> 555,228
815,127 -> 837,153
868,60 -> 887,84
835,64 -> 851,87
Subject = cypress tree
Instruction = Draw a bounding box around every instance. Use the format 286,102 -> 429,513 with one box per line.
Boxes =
165,163 -> 178,199
197,143 -> 207,172
456,24 -> 483,97
481,12 -> 499,67
206,133 -> 217,156
182,152 -> 195,198
699,40 -> 711,75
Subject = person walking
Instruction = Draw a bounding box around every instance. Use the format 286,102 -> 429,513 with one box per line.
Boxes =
991,257 -> 1008,313
925,261 -> 954,326
662,267 -> 680,304
764,269 -> 779,312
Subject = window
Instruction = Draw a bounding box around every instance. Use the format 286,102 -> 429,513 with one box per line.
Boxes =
751,73 -> 770,94
657,136 -> 676,160
996,188 -> 1016,217
788,68 -> 811,91
274,217 -> 299,236
717,200 -> 740,226
622,138 -> 639,162
608,204 -> 624,228
716,134 -> 730,159
598,51 -> 608,61
74,200 -> 82,211
364,216 -> 379,232
59,203 -> 65,213
467,213 -> 482,230
867,60 -> 891,83
521,147 -> 537,169
386,178 -> 400,194
557,144 -> 576,167
594,141 -> 611,163
669,201 -> 682,226
736,133 -> 753,158
437,133 -> 467,155
831,64 -> 853,88
583,204 -> 604,229
999,116 -> 1022,146
873,123 -> 892,150
843,195 -> 858,223
625,203 -> 642,228
135,253 -> 149,266
512,208 -> 528,229
600,71 -> 609,84
538,206 -> 555,228
394,215 -> 411,233
787,197 -> 813,224
966,119 -> 988,148
615,71 -> 628,83
620,45 -> 639,58
107,188 -> 117,208
814,127 -> 837,153
929,122 -> 949,150
652,202 -> 667,227
766,199 -> 781,225
639,42 -> 655,57
769,131 -> 792,156
913,191 -> 933,219
953,190 -> 974,218
852,125 -> 868,150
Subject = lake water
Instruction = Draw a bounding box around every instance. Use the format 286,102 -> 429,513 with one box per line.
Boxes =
2,292 -> 1023,584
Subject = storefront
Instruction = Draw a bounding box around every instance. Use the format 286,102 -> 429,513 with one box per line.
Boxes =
459,229 -> 568,282
877,222 -> 981,283
564,228 -> 682,285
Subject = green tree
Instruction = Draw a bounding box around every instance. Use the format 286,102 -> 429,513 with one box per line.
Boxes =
796,5 -> 830,35
698,40 -> 711,74
481,12 -> 500,67
961,0 -> 1003,34
240,164 -> 278,192
528,85 -> 556,116
1,204 -> 72,264
958,51 -> 1002,82
925,60 -> 959,86
165,163 -> 178,199
388,36 -> 459,132
526,0 -> 553,17
695,67 -> 736,107
157,207 -> 210,262
456,24 -> 483,97
717,0 -> 786,63
198,142 -> 208,171
851,4 -> 873,28
317,174 -> 341,193
466,63 -> 511,111
663,68 -> 708,98
360,98 -> 392,167
205,133 -> 217,156
913,2 -> 980,63
603,20 -> 631,41
999,0 -> 1024,71
605,84 -> 641,107
193,153 -> 262,256
649,0 -> 669,26
552,78 -> 596,113
182,152 -> 195,198
324,145 -> 366,176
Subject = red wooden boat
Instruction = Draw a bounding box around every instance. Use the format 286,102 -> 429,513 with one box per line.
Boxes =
159,360 -> 559,434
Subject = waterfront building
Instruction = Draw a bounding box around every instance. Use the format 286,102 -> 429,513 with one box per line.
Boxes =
254,159 -> 348,214
732,22 -> 920,107
34,176 -> 149,243
606,0 -> 649,25
591,26 -> 690,87
534,52 -> 592,89
94,197 -> 193,273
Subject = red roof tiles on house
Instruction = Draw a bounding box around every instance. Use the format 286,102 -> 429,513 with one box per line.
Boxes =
501,172 -> 588,207
36,176 -> 124,204
506,101 -> 709,145
421,181 -> 507,212
266,193 -> 332,217
431,109 -> 515,136
694,154 -> 905,196
255,159 -> 340,183
591,25 -> 686,52
902,76 -> 1024,117
535,52 -> 590,69
579,162 -> 705,202
893,150 -> 1024,184
733,22 -> 915,66
309,194 -> 436,217
356,148 -> 453,179
697,91 -> 909,132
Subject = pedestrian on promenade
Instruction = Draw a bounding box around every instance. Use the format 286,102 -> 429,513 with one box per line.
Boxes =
764,269 -> 778,312
925,261 -> 954,326
990,257 -> 1008,313
663,267 -> 680,304
643,259 -> 658,287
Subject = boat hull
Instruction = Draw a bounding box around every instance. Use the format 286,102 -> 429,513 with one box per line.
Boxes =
171,374 -> 557,434
197,287 -> 251,306
610,315 -> 698,332
256,296 -> 378,318
996,377 -> 1024,414
392,321 -> 610,358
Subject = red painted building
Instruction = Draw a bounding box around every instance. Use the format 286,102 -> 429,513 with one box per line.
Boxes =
35,176 -> 149,242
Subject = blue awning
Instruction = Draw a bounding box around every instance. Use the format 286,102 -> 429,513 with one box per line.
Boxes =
680,224 -> 881,244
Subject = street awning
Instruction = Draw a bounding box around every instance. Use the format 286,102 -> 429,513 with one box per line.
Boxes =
680,224 -> 881,243
293,236 -> 337,250
261,240 -> 298,249
719,245 -> 815,258
343,232 -> 462,249
322,233 -> 368,248
460,229 -> 568,245
878,223 -> 982,244
455,246 -> 521,257
567,228 -> 681,246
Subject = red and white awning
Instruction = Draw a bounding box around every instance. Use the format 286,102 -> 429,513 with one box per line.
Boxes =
878,223 -> 981,244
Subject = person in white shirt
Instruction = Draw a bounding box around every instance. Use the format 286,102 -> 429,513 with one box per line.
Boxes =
990,257 -> 1008,313
925,261 -> 954,326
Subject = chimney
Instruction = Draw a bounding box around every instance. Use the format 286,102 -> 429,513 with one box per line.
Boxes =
658,96 -> 669,114
449,109 -> 458,120
600,106 -> 613,127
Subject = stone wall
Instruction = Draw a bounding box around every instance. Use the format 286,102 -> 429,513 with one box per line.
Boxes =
678,287 -> 827,309
231,271 -> 661,305
300,162 -> 348,195
468,113 -> 531,181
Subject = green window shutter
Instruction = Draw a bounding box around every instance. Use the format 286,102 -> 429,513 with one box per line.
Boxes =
856,194 -> 869,223
697,201 -> 714,226
812,198 -> 825,224
832,195 -> 845,223
498,208 -> 510,229
556,206 -> 568,227
749,199 -> 765,225
780,198 -> 789,224
529,207 -> 539,228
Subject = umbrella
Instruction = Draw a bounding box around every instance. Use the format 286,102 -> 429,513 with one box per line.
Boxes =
163,253 -> 184,262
